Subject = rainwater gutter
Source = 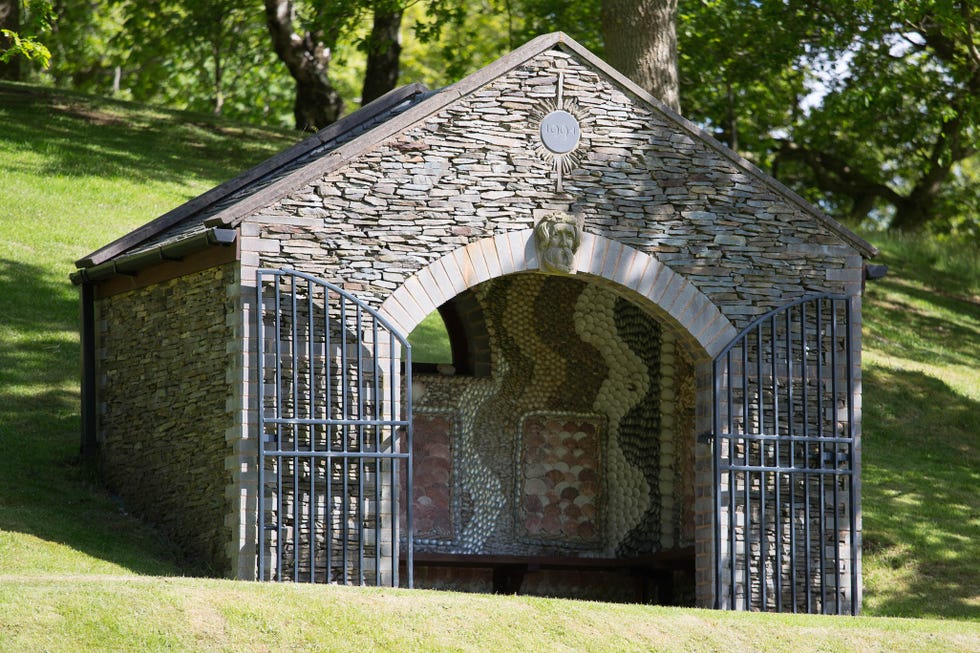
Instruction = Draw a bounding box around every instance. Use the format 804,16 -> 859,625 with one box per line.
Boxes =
70,227 -> 238,285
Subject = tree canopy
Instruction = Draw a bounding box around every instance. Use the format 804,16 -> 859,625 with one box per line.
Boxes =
11,0 -> 978,236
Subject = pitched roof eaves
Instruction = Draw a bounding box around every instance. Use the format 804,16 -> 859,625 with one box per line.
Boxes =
204,35 -> 572,230
553,37 -> 878,258
75,82 -> 432,269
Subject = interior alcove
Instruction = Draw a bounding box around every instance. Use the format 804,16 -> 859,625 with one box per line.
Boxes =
402,272 -> 698,604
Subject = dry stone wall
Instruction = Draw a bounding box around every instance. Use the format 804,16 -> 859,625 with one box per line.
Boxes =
96,264 -> 235,573
245,46 -> 864,335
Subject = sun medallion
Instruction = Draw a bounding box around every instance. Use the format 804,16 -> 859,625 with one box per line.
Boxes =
532,71 -> 586,193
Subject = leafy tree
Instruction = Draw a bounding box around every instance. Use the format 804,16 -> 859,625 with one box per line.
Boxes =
118,1 -> 292,121
679,0 -> 979,234
1,0 -> 52,79
264,0 -> 475,130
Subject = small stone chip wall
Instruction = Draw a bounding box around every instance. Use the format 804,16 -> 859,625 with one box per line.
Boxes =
96,264 -> 236,573
247,47 -> 864,335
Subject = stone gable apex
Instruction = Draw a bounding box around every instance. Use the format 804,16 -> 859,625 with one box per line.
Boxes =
73,31 -> 875,283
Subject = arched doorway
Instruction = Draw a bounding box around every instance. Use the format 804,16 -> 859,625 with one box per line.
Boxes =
380,232 -> 735,605
404,272 -> 701,603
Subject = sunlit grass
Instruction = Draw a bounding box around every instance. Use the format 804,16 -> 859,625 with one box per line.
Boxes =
857,229 -> 979,620
0,81 -> 978,649
0,576 -> 976,653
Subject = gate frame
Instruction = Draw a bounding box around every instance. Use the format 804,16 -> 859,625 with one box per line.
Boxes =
710,293 -> 860,614
255,268 -> 414,587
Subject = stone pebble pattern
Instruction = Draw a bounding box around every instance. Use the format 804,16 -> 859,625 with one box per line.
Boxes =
409,273 -> 695,560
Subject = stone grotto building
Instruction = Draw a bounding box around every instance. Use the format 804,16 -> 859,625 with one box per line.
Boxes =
71,33 -> 877,614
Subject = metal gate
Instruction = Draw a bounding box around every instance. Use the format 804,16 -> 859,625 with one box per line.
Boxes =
711,294 -> 858,614
256,269 -> 413,587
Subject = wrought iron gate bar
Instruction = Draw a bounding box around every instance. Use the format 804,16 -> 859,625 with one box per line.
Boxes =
263,418 -> 412,427
712,294 -> 857,615
256,268 -> 413,589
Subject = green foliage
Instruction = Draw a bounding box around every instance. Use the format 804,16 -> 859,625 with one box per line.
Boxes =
679,0 -> 979,234
0,0 -> 53,69
0,28 -> 51,66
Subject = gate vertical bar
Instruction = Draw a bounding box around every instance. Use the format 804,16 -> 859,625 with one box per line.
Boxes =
275,275 -> 284,581
816,300 -> 827,612
307,279 -> 316,582
786,305 -> 796,612
756,324 -> 768,610
256,269 -> 413,590
324,286 -> 334,583
340,296 -> 349,584
741,339 -> 750,610
404,331 -> 414,589
712,294 -> 859,615
801,300 -> 812,613
257,274 -> 267,581
846,299 -> 858,615
356,304 -> 365,585
770,314 -> 781,612
373,317 -> 381,586
831,299 -> 841,614
711,355 -> 731,610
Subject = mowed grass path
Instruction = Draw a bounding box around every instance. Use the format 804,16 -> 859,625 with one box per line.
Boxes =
0,83 -> 977,649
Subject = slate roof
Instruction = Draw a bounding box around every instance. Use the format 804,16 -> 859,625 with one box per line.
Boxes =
73,32 -> 876,281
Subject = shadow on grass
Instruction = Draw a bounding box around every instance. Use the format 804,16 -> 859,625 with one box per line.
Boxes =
862,365 -> 980,619
863,275 -> 980,370
0,258 -> 203,576
0,83 -> 292,187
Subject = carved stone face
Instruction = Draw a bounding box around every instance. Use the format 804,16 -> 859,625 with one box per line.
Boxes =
534,212 -> 582,275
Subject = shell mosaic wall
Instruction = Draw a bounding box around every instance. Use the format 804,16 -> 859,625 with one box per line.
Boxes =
409,273 -> 696,558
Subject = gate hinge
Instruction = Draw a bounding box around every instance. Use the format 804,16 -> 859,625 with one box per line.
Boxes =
697,431 -> 715,445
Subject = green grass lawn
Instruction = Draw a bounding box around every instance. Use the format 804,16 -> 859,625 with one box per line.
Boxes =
0,82 -> 977,649
858,232 -> 979,620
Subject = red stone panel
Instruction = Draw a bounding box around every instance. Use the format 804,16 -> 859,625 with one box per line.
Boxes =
407,413 -> 454,539
518,414 -> 603,545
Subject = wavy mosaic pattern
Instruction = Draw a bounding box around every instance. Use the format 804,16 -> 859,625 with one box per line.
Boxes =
411,274 -> 694,556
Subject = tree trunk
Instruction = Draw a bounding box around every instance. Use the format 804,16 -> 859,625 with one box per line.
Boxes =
263,0 -> 344,131
361,8 -> 402,105
600,0 -> 680,113
0,0 -> 22,81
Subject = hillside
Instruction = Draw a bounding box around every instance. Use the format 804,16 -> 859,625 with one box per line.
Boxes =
0,82 -> 977,649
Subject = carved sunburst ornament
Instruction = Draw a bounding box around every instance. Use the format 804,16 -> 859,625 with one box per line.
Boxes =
532,71 -> 585,192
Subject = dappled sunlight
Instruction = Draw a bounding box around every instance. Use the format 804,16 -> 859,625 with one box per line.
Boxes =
861,361 -> 980,619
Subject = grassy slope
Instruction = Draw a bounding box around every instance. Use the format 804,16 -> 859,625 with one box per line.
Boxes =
0,82 -> 300,576
858,234 -> 979,619
0,83 -> 977,649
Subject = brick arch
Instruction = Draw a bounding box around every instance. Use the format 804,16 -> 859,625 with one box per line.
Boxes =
378,230 -> 737,362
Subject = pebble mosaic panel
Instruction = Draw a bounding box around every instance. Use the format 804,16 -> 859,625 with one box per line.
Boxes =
410,274 -> 696,559
518,414 -> 604,544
